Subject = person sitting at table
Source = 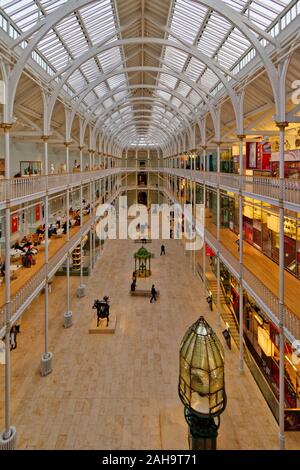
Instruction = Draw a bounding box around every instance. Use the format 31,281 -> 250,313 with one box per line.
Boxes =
23,240 -> 32,250
62,219 -> 72,234
36,224 -> 45,235
22,249 -> 34,268
13,241 -> 24,252
48,224 -> 57,237
62,220 -> 67,234
56,213 -> 62,228
74,212 -> 80,226
0,259 -> 5,277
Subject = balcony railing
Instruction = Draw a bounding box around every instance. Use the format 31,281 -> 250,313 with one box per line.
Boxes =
162,168 -> 300,208
0,168 -> 122,204
1,167 -> 300,209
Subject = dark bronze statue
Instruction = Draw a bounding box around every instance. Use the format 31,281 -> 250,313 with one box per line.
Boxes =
93,296 -> 110,326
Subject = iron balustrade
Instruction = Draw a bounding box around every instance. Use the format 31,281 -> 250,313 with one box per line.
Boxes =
162,168 -> 300,208
0,168 -> 122,205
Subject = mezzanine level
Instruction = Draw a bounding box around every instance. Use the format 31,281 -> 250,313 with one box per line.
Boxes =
162,186 -> 300,345
0,188 -> 121,339
0,168 -> 122,208
5,166 -> 298,211
162,168 -> 300,212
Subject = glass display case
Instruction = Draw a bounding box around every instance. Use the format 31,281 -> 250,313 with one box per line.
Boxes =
20,161 -> 42,176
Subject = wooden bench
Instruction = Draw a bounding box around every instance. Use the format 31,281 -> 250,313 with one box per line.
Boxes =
130,289 -> 160,297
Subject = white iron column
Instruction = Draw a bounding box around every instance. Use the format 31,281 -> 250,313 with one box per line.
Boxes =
88,148 -> 93,273
202,146 -> 207,293
125,149 -> 128,192
193,154 -> 196,276
135,149 -> 138,204
237,134 -> 245,374
184,157 -> 187,206
277,121 -> 288,451
63,142 -> 73,328
216,142 -> 221,326
92,152 -> 96,266
0,123 -> 16,449
77,146 -> 85,298
147,149 -> 150,207
40,135 -> 53,376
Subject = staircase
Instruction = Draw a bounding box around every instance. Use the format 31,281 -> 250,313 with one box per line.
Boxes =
208,278 -> 252,368
207,277 -> 240,348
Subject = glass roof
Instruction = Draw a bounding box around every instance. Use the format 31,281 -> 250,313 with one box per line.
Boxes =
0,0 -> 296,148
0,0 -> 134,135
157,0 -> 292,120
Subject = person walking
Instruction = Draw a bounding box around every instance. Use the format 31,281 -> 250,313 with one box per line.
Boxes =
235,234 -> 240,252
10,325 -> 18,350
160,244 -> 166,256
150,284 -> 157,303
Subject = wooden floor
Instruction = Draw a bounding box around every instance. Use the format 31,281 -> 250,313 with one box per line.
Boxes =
0,235 -> 299,449
205,217 -> 300,319
0,216 -> 90,310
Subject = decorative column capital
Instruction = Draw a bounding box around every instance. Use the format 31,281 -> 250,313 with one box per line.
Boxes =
88,148 -> 95,154
78,146 -> 85,151
275,121 -> 289,129
41,135 -> 49,142
0,123 -> 13,132
236,134 -> 246,140
201,145 -> 207,150
64,141 -> 72,147
214,141 -> 223,146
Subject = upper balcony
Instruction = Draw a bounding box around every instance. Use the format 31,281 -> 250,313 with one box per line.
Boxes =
0,168 -> 121,208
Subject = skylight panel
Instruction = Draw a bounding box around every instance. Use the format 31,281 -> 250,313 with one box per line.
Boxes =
171,97 -> 182,108
114,90 -> 128,101
107,74 -> 126,89
185,58 -> 206,81
189,90 -> 202,106
55,16 -> 88,58
79,1 -> 116,46
159,73 -> 177,89
98,46 -> 122,73
170,0 -> 208,44
80,59 -> 100,81
102,97 -> 115,109
164,47 -> 188,71
156,90 -> 172,102
68,70 -> 87,90
84,93 -> 96,108
176,81 -> 192,98
92,82 -> 109,98
201,69 -> 219,89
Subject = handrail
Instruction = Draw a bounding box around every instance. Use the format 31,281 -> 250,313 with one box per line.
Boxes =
0,168 -> 122,204
0,188 -> 121,338
162,168 -> 300,208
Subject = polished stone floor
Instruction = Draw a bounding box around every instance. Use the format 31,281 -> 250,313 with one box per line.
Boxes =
0,236 -> 299,449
